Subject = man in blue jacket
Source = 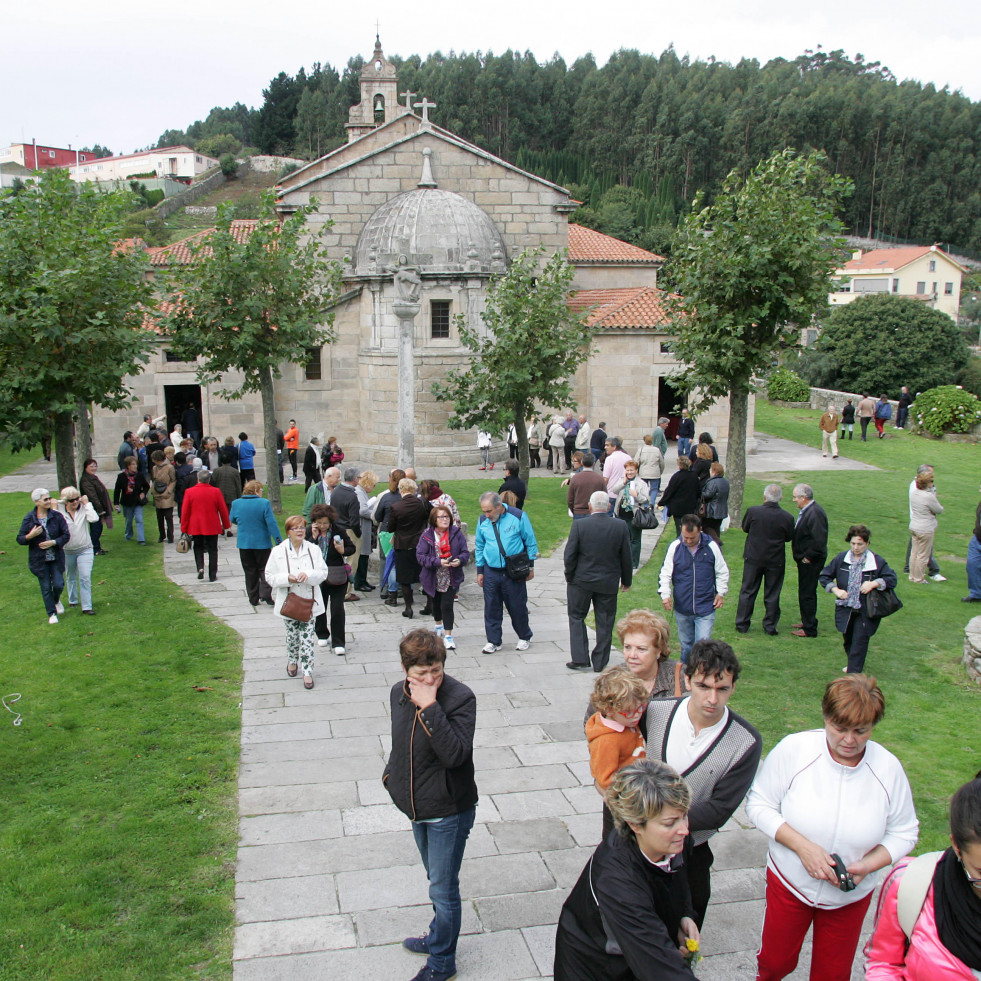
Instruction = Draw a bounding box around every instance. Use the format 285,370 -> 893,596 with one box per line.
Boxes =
474,492 -> 538,653
658,513 -> 729,663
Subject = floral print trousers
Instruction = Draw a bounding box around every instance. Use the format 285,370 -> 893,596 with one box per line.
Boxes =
284,618 -> 316,676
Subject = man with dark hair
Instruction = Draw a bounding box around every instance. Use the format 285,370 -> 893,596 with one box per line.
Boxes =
791,483 -> 829,638
589,421 -> 607,465
212,450 -> 242,524
238,432 -> 256,484
117,431 -> 135,471
566,452 -> 606,519
658,514 -> 729,663
384,628 -> 477,981
497,458 -> 527,510
736,484 -> 795,635
330,467 -> 363,601
642,638 -> 762,928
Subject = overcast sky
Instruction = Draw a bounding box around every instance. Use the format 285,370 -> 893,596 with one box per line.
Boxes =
6,0 -> 979,155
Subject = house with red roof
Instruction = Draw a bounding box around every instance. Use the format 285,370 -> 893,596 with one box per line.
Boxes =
830,244 -> 965,321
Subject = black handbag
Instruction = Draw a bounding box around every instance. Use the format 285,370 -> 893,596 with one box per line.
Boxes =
491,518 -> 531,581
866,586 -> 903,619
632,505 -> 659,530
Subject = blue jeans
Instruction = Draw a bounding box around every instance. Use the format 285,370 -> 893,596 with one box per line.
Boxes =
36,561 -> 65,616
646,477 -> 661,500
481,565 -> 531,646
65,547 -> 95,610
122,505 -> 145,542
411,806 -> 476,975
674,611 -> 716,663
967,535 -> 981,599
678,437 -> 691,458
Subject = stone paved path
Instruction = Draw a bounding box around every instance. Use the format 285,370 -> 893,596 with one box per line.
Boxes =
5,438 -> 877,980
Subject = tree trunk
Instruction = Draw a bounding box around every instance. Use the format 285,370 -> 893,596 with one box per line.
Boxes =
74,397 -> 92,474
727,385 -> 749,525
513,407 -> 530,484
53,409 -> 77,491
258,364 -> 282,514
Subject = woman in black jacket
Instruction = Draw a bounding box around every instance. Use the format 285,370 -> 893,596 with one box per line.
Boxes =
699,462 -> 730,545
387,477 -> 431,618
819,524 -> 898,674
306,504 -> 356,656
554,760 -> 699,981
659,457 -> 703,536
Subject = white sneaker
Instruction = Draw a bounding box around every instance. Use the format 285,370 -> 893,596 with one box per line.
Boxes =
481,642 -> 500,654
317,639 -> 330,647
55,601 -> 65,614
516,639 -> 531,651
333,646 -> 346,656
930,574 -> 947,582
444,636 -> 456,650
48,614 -> 59,624
434,625 -> 445,637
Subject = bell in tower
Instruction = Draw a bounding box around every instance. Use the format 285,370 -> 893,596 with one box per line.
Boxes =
345,35 -> 407,142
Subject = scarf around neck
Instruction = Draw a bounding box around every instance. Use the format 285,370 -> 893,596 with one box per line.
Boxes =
934,846 -> 981,970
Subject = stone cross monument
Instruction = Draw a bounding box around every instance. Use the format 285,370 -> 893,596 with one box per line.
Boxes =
392,258 -> 422,467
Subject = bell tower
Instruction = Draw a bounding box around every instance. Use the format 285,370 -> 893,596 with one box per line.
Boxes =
345,36 -> 408,142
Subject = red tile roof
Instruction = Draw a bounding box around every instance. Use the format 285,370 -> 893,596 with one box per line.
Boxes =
570,287 -> 677,330
841,245 -> 965,273
147,220 -> 263,266
568,224 -> 664,264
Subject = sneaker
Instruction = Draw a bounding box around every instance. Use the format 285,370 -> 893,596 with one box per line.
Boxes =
55,601 -> 65,614
402,935 -> 429,956
434,625 -> 445,637
443,635 -> 456,650
48,614 -> 59,625
481,642 -> 500,654
317,639 -> 330,647
515,639 -> 530,651
930,573 -> 947,582
333,646 -> 346,656
409,965 -> 456,981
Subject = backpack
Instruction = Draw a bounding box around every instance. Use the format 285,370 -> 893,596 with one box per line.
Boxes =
896,850 -> 944,939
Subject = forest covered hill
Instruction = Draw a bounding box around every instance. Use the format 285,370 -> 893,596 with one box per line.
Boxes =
154,45 -> 981,255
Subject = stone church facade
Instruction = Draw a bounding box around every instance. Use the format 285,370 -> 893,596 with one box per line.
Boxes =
92,39 -> 745,469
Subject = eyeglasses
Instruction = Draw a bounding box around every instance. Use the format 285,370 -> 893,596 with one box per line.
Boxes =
961,857 -> 981,886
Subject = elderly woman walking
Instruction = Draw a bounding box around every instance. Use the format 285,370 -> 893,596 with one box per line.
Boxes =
908,469 -> 943,584
17,488 -> 71,624
54,487 -> 100,615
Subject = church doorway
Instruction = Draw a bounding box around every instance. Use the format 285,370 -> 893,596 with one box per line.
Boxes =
164,384 -> 201,437
657,375 -> 685,441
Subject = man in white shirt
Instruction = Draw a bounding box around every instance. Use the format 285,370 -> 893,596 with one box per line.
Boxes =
642,639 -> 762,928
601,436 -> 631,512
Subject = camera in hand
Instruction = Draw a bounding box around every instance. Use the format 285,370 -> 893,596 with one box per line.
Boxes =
830,853 -> 856,892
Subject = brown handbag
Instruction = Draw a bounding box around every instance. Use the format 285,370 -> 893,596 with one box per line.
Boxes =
280,550 -> 315,622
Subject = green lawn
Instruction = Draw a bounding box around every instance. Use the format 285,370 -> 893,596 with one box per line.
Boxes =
0,493 -> 242,980
626,400 -> 980,850
0,444 -> 43,478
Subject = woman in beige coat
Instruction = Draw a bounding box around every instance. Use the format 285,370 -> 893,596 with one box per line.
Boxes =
909,470 -> 943,583
150,450 -> 177,544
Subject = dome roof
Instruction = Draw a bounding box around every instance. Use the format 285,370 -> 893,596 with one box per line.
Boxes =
355,186 -> 506,276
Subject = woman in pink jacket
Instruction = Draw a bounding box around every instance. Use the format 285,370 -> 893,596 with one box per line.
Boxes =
865,771 -> 981,980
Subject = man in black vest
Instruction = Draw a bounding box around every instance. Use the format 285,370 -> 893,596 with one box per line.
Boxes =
563,490 -> 633,672
791,483 -> 829,638
735,484 -> 795,635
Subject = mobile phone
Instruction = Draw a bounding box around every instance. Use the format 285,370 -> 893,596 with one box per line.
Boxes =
830,853 -> 856,892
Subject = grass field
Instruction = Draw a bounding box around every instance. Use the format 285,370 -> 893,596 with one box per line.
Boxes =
0,492 -> 243,980
626,401 -> 980,850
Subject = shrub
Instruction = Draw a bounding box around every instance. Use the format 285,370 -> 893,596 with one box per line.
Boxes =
766,368 -> 810,402
910,385 -> 981,436
956,356 -> 981,398
279,162 -> 300,178
219,153 -> 238,178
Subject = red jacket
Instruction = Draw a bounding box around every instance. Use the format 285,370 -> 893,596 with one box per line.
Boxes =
180,483 -> 230,536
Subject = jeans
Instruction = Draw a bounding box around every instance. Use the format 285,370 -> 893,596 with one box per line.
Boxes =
897,406 -> 909,428
481,565 -> 531,646
411,806 -> 476,975
122,505 -> 145,542
35,561 -> 65,616
968,535 -> 981,598
646,477 -> 661,500
65,547 -> 95,610
674,611 -> 715,663
678,437 -> 691,458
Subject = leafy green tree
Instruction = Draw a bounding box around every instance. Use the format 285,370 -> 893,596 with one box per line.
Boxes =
0,169 -> 155,488
815,294 -> 970,396
80,144 -> 113,159
163,192 -> 342,512
219,153 -> 238,178
431,248 -> 592,482
196,134 -> 242,158
667,149 -> 851,521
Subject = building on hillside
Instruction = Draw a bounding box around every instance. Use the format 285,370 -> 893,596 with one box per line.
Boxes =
0,160 -> 31,188
0,141 -> 104,171
89,38 -> 744,470
69,146 -> 218,184
829,244 -> 966,321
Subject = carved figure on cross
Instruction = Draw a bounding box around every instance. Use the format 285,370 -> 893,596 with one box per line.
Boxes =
414,98 -> 436,124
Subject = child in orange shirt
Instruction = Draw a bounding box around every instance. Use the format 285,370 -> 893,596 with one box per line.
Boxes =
586,666 -> 648,839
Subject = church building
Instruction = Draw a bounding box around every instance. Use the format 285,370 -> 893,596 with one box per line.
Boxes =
92,38 -> 743,468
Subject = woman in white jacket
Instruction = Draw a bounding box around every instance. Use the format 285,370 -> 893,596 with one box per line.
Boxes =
55,486 -> 100,614
746,674 -> 918,981
264,515 -> 329,689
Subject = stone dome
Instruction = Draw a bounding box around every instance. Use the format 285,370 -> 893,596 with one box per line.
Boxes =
355,185 -> 506,277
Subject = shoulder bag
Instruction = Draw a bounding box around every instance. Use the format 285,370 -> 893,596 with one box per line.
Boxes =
279,549 -> 315,622
491,517 -> 531,581
175,532 -> 192,553
633,503 -> 659,530
865,585 -> 903,619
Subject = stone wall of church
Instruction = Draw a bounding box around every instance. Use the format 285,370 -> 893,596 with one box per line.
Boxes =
572,266 -> 660,290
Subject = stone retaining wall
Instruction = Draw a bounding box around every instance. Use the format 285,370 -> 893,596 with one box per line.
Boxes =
964,616 -> 981,683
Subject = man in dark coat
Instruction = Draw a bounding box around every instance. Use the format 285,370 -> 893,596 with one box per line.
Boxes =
791,483 -> 829,638
564,490 -> 633,672
735,484 -> 795,635
384,629 -> 477,981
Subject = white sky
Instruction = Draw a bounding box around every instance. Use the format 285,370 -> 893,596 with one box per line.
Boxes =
5,0 -> 979,155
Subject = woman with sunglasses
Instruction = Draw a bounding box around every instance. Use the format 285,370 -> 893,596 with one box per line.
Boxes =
865,771 -> 981,980
55,487 -> 100,615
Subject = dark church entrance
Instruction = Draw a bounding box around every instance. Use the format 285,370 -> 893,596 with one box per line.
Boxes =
164,385 -> 201,438
657,376 -> 685,441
